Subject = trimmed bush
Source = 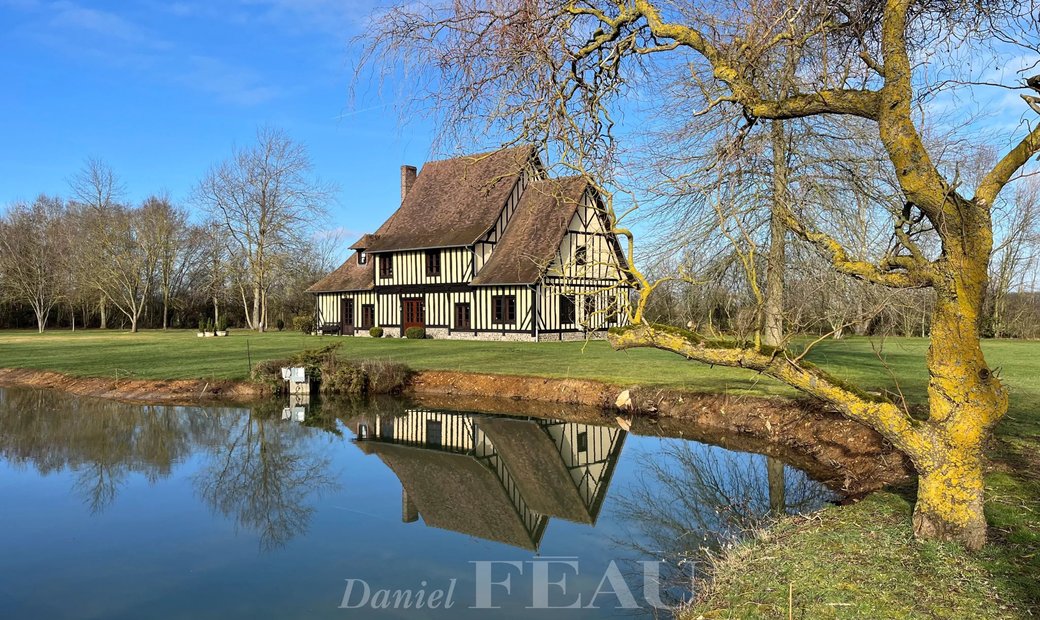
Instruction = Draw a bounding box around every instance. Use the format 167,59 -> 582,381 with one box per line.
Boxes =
319,355 -> 367,395
197,319 -> 205,332
291,342 -> 341,382
217,317 -> 228,332
369,326 -> 384,338
404,327 -> 426,339
292,315 -> 315,334
319,357 -> 412,396
361,359 -> 411,395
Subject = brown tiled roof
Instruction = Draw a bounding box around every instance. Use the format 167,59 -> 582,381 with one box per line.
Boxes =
305,250 -> 373,293
357,441 -> 547,550
364,145 -> 537,252
477,417 -> 597,524
472,176 -> 589,285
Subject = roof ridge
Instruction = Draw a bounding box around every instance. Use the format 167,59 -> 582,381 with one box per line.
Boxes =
419,143 -> 536,167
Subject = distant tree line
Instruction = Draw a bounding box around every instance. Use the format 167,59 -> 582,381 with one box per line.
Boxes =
0,127 -> 340,333
640,244 -> 1040,341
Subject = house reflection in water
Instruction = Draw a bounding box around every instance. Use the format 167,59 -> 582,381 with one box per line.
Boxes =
354,410 -> 627,550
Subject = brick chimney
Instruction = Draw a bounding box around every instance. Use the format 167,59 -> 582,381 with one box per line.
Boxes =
400,165 -> 417,201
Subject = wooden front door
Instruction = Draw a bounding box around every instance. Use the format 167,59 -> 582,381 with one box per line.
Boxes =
402,298 -> 425,331
341,298 -> 354,335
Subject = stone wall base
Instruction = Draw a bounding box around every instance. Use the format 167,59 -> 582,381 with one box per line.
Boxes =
323,329 -> 609,342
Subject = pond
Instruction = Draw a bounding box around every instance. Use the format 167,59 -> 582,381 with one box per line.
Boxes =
0,387 -> 835,619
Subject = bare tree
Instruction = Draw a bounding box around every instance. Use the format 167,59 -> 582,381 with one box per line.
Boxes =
363,0 -> 1040,549
0,196 -> 69,332
988,178 -> 1040,337
194,127 -> 334,332
140,196 -> 208,330
80,201 -> 161,333
68,158 -> 126,329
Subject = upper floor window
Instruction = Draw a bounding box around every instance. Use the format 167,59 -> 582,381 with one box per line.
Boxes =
379,255 -> 393,279
492,295 -> 516,325
574,246 -> 588,267
357,250 -> 367,265
425,250 -> 441,277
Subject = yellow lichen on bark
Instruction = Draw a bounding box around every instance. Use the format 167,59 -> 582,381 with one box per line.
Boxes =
609,315 -> 1001,550
912,442 -> 987,550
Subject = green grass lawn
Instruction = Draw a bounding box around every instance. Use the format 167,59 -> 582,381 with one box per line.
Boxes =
0,329 -> 1035,400
0,329 -> 797,392
0,329 -> 1038,617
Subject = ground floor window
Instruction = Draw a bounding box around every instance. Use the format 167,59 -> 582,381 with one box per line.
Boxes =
454,302 -> 471,330
379,416 -> 394,439
560,294 -> 576,324
426,419 -> 442,447
361,304 -> 375,329
492,295 -> 516,325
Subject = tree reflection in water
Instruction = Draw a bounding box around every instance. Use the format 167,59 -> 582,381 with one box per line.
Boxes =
612,440 -> 836,609
193,403 -> 339,550
0,389 -> 338,549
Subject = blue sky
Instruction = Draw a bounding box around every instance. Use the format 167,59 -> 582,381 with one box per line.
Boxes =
1,0 -> 1035,254
0,0 -> 439,242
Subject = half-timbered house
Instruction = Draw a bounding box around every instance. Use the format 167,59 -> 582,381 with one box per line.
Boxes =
307,145 -> 632,340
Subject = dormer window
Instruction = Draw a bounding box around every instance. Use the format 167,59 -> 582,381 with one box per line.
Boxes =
357,250 -> 367,265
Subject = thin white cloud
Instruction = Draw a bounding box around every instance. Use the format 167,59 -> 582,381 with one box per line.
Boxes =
48,1 -> 172,50
7,0 -> 284,106
178,55 -> 283,106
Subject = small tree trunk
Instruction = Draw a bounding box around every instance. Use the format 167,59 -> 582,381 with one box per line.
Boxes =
252,284 -> 262,331
762,121 -> 787,349
99,296 -> 107,329
259,288 -> 268,333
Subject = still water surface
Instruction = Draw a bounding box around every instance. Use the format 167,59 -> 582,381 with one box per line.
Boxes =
0,388 -> 833,619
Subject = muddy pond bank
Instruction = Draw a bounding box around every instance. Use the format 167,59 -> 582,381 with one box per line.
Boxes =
0,366 -> 912,498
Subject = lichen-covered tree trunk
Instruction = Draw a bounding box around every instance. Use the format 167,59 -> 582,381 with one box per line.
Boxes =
912,438 -> 987,549
909,241 -> 1007,548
